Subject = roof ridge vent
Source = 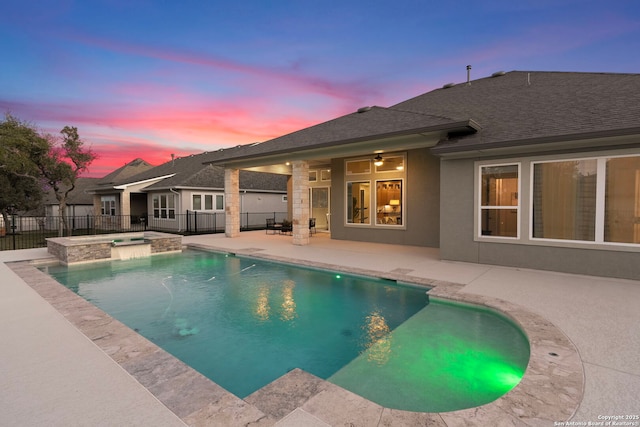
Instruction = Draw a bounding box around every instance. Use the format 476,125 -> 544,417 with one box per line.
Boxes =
442,82 -> 455,89
491,71 -> 506,77
357,106 -> 372,113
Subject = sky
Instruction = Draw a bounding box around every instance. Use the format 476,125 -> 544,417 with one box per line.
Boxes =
1,1 -> 639,178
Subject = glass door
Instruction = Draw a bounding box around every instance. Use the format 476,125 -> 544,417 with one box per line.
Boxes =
310,187 -> 330,231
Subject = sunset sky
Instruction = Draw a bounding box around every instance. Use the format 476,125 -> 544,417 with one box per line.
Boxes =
1,1 -> 639,177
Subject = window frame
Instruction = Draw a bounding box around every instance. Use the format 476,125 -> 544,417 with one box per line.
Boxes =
375,178 -> 404,227
152,193 -> 176,220
474,152 -> 640,250
477,162 -> 521,240
346,180 -> 372,225
344,153 -> 406,229
530,154 -> 640,246
101,196 -> 116,216
190,192 -> 224,212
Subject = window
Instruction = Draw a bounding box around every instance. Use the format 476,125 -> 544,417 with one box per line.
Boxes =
345,154 -> 406,228
480,164 -> 519,237
346,160 -> 371,175
376,180 -> 402,225
193,195 -> 202,210
347,181 -> 370,224
101,196 -> 116,216
309,170 -> 317,182
320,169 -> 331,181
375,156 -> 404,173
605,156 -> 640,244
532,160 -> 597,241
153,194 -> 175,219
477,154 -> 640,246
191,193 -> 223,211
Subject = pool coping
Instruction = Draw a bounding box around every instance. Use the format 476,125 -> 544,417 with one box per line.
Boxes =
7,243 -> 585,426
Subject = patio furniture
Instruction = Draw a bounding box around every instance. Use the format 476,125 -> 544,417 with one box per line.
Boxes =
266,218 -> 281,234
280,220 -> 292,235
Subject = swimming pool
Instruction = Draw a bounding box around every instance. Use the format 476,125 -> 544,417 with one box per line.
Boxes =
42,249 -> 529,412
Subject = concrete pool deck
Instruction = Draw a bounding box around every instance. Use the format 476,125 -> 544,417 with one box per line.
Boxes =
1,231 -> 638,426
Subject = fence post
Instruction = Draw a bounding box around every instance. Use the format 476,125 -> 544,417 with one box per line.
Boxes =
11,212 -> 17,250
194,211 -> 198,234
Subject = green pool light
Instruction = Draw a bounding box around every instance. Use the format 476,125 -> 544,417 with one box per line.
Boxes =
336,274 -> 341,279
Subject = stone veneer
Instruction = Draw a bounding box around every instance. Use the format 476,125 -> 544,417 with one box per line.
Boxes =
47,232 -> 182,265
291,160 -> 310,246
224,168 -> 240,238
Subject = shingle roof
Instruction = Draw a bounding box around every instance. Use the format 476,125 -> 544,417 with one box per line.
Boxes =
205,71 -> 640,162
207,106 -> 477,163
43,177 -> 100,205
394,71 -> 640,154
96,158 -> 155,186
106,151 -> 288,192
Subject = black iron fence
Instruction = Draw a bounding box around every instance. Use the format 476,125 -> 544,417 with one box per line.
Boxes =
0,211 -> 287,251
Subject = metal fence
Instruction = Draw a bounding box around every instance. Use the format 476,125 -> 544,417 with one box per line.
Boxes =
0,211 -> 287,251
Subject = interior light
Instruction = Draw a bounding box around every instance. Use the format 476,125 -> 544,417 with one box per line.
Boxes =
374,154 -> 384,167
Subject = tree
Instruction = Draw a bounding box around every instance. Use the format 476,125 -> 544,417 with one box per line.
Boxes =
36,126 -> 97,236
0,114 -> 48,230
0,114 -> 97,237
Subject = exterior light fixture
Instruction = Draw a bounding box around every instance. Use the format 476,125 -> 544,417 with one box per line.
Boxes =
374,154 -> 383,167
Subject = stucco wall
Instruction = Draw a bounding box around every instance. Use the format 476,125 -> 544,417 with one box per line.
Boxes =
330,148 -> 440,247
439,155 -> 640,280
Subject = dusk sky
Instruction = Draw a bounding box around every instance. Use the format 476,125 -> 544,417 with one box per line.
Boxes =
1,1 -> 639,177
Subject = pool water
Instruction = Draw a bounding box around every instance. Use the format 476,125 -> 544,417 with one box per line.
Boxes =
42,250 -> 529,412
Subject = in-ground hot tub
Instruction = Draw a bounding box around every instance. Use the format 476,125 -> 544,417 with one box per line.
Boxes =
47,231 -> 182,265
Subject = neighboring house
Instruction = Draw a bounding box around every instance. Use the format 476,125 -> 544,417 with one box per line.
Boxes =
42,177 -> 101,231
204,71 -> 640,280
87,152 -> 288,232
42,177 -> 100,218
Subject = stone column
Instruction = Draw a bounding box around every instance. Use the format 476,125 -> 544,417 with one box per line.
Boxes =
291,160 -> 310,246
225,168 -> 240,237
120,190 -> 131,229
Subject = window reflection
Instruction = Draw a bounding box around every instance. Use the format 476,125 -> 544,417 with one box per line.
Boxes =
532,160 -> 596,241
362,311 -> 391,365
280,280 -> 297,321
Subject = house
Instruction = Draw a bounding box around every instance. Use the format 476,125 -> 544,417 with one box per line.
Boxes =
87,152 -> 288,233
41,177 -> 100,231
205,71 -> 640,280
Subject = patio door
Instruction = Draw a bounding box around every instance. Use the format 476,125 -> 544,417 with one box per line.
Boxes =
310,187 -> 330,231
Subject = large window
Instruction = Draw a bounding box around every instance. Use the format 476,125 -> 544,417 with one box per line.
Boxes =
376,180 -> 402,225
480,164 -> 519,237
192,193 -> 224,211
101,196 -> 116,216
532,160 -> 597,241
532,155 -> 640,244
153,194 -> 175,219
345,154 -> 406,227
605,156 -> 640,244
347,181 -> 370,224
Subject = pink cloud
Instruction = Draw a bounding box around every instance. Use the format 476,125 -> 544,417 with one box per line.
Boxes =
61,31 -> 379,105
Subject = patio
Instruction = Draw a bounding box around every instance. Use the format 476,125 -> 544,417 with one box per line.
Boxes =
1,231 -> 638,426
